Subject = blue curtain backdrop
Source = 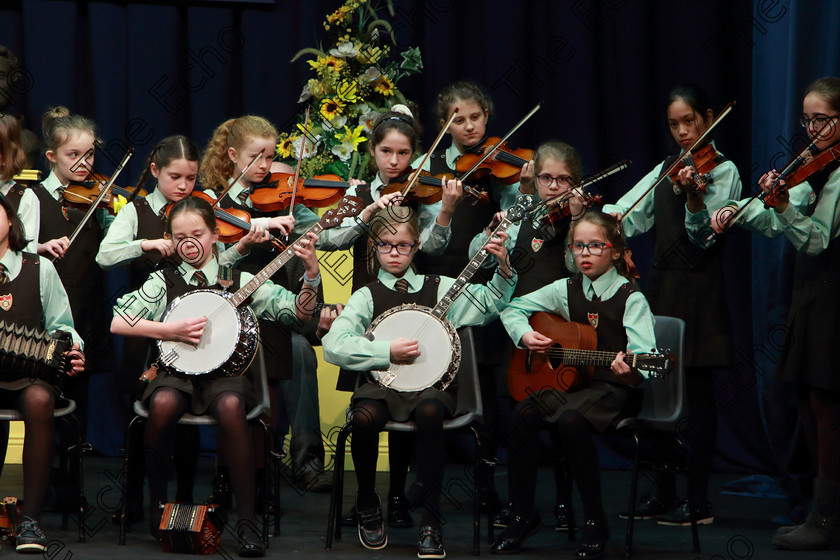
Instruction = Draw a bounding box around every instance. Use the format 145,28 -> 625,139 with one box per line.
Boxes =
0,0 -> 837,478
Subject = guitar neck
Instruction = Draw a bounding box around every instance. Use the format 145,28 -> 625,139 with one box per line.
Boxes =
430,218 -> 513,319
552,348 -> 638,368
230,222 -> 324,306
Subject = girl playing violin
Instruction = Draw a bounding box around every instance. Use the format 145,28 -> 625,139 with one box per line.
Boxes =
414,81 -> 522,278
111,196 -> 320,556
709,77 -> 840,551
322,205 -> 515,559
0,194 -> 85,552
30,106 -> 116,437
602,84 -> 742,526
495,210 -> 655,559
469,140 -> 582,528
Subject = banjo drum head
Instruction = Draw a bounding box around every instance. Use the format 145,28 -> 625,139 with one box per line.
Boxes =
158,290 -> 241,376
369,306 -> 458,392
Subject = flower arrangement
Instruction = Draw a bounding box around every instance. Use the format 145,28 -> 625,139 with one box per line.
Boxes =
276,0 -> 423,182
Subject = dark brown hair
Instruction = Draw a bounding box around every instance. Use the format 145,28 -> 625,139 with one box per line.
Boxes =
0,194 -> 28,252
369,109 -> 421,155
129,135 -> 200,203
0,114 -> 26,181
165,196 -> 216,236
567,210 -> 636,284
434,81 -> 494,125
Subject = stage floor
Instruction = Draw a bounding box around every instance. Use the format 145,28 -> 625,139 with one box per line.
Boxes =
0,457 -> 832,559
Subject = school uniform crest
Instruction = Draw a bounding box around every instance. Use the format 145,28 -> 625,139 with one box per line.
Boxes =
587,312 -> 598,328
808,191 -> 817,205
0,294 -> 12,311
531,237 -> 544,252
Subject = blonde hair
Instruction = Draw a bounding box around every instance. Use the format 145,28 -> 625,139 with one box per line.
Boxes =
199,115 -> 277,190
366,205 -> 420,276
0,114 -> 26,181
41,106 -> 97,162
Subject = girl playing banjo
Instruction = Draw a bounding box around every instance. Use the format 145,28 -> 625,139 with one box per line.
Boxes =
110,196 -> 319,557
322,205 -> 516,559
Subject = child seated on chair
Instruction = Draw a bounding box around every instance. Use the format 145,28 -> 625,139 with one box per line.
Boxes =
111,196 -> 319,557
322,204 -> 516,559
0,194 -> 85,553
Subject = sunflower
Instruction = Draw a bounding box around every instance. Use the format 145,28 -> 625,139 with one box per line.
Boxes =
373,75 -> 395,96
319,98 -> 345,121
308,55 -> 346,76
276,135 -> 297,159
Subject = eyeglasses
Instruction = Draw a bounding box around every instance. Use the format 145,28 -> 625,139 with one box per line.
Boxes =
374,242 -> 416,255
567,242 -> 614,256
536,174 -> 574,188
799,113 -> 839,130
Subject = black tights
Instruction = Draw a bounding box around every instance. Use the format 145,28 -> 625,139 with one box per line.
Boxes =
654,367 -> 717,505
15,385 -> 56,521
508,400 -> 606,525
351,398 -> 446,528
796,386 -> 840,482
145,388 -> 257,534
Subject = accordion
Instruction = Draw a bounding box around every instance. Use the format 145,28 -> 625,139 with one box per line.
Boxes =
0,497 -> 22,544
159,503 -> 223,555
0,321 -> 72,387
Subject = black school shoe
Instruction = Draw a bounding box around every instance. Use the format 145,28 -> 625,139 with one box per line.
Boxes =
15,517 -> 47,553
619,493 -> 679,519
357,494 -> 387,550
556,503 -> 575,532
387,495 -> 414,528
575,519 -> 610,559
657,500 -> 714,526
417,525 -> 446,559
490,510 -> 541,554
238,526 -> 265,558
493,502 -> 513,529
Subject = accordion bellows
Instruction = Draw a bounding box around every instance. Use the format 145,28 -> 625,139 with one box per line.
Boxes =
0,321 -> 71,385
159,503 -> 223,554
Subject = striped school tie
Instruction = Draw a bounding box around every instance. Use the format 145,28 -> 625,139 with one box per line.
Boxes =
394,278 -> 410,293
192,271 -> 208,288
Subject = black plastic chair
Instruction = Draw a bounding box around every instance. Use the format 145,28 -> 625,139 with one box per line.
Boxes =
616,315 -> 700,559
118,348 -> 273,547
325,326 -> 488,555
0,398 -> 86,542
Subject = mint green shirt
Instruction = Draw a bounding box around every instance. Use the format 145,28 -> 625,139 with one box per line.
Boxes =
500,267 -> 656,377
112,257 -> 301,325
95,187 -> 244,269
602,154 -> 742,249
322,266 -> 517,372
0,249 -> 82,346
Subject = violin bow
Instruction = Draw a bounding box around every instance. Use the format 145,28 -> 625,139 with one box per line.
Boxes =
211,151 -> 264,209
529,159 -> 632,217
705,137 -> 821,242
54,148 -> 134,263
458,102 -> 542,183
400,107 -> 459,199
620,101 -> 736,218
287,106 -> 311,216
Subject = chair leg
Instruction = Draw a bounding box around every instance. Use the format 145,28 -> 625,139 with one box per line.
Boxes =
469,426 -> 481,556
684,460 -> 700,554
259,419 -> 270,548
326,422 -> 351,550
624,434 -> 641,560
67,414 -> 86,543
120,415 -> 144,546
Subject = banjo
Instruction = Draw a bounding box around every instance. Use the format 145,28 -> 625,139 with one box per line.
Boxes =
365,196 -> 536,392
157,195 -> 363,378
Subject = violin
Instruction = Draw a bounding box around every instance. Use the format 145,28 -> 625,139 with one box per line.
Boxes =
763,142 -> 840,208
62,172 -> 149,214
667,143 -> 725,194
380,169 -> 489,205
454,136 -> 534,185
540,191 -> 603,225
248,172 -> 348,212
169,191 -> 287,251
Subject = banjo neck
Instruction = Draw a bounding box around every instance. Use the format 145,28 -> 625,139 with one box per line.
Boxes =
430,217 -> 515,319
229,221 -> 325,307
